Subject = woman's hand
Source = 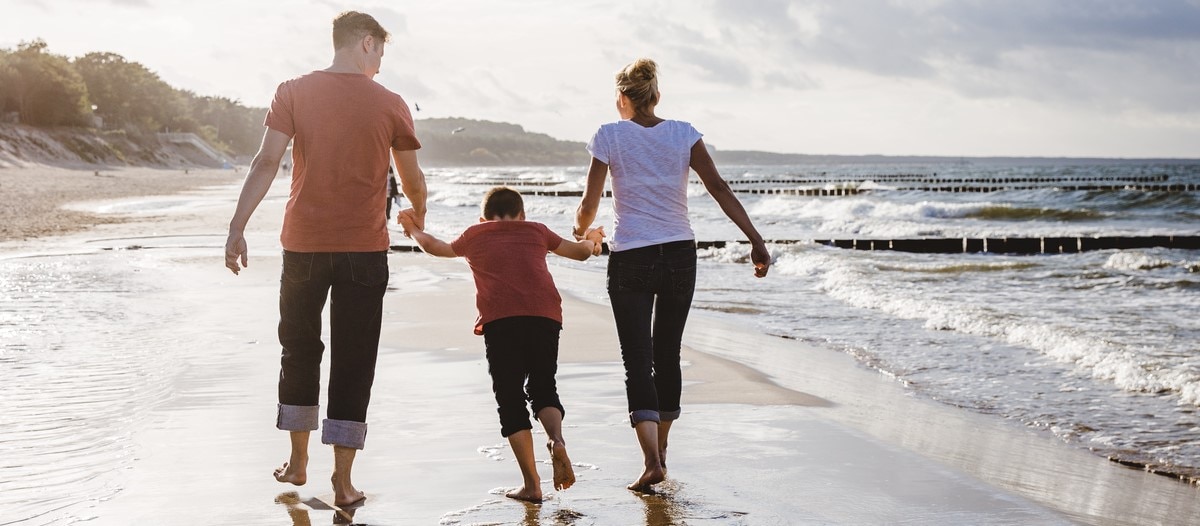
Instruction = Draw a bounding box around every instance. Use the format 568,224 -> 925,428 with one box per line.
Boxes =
750,241 -> 770,278
584,226 -> 606,256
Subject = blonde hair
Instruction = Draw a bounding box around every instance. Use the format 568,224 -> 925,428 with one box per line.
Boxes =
616,58 -> 659,114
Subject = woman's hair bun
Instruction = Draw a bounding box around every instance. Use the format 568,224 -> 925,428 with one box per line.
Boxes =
616,58 -> 660,111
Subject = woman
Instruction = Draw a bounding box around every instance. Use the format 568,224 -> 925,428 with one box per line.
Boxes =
574,58 -> 771,492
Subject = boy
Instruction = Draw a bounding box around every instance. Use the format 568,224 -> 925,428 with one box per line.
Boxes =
398,187 -> 604,503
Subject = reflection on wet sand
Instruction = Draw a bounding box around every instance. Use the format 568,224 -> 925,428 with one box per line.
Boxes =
276,491 -> 358,525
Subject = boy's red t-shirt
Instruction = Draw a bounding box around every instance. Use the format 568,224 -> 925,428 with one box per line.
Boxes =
449,221 -> 565,335
264,71 -> 421,252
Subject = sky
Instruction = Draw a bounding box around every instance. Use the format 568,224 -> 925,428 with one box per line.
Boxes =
3,0 -> 1200,158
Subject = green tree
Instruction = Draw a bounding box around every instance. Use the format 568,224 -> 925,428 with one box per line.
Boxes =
187,94 -> 266,156
74,51 -> 190,133
6,40 -> 92,126
0,49 -> 19,116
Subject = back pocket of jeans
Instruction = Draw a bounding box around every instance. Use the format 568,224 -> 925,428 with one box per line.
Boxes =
350,252 -> 389,286
608,261 -> 655,292
282,251 -> 313,283
668,264 -> 696,297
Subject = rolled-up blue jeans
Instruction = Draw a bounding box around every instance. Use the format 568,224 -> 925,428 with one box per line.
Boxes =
606,240 -> 697,426
275,250 -> 388,450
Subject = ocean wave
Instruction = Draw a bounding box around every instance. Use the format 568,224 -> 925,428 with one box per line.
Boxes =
966,206 -> 1105,221
810,261 -> 1200,406
875,261 -> 1041,274
750,197 -> 993,221
1103,251 -> 1175,271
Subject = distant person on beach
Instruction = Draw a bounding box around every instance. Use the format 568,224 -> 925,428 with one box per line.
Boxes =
398,187 -> 604,503
573,58 -> 771,492
223,11 -> 427,507
385,166 -> 400,220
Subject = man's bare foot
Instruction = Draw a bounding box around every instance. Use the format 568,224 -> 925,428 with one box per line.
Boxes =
627,464 -> 665,493
274,461 -> 307,486
332,476 -> 365,507
505,485 -> 543,503
548,441 -> 576,491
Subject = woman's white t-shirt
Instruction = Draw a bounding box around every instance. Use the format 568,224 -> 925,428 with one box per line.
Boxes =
586,119 -> 703,252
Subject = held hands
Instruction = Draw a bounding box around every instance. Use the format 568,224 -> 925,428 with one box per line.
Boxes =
583,226 -> 605,256
750,241 -> 771,278
397,208 -> 424,237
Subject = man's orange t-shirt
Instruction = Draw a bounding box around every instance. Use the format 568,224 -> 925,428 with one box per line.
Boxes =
265,71 -> 420,252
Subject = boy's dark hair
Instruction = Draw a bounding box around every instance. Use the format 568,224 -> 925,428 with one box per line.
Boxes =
481,187 -> 524,220
332,11 -> 390,50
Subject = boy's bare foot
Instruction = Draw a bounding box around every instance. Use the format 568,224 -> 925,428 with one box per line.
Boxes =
548,441 -> 576,491
627,464 -> 665,493
506,485 -> 543,503
274,461 -> 307,486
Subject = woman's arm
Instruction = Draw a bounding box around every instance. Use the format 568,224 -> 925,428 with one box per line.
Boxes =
690,139 -> 771,277
573,157 -> 609,239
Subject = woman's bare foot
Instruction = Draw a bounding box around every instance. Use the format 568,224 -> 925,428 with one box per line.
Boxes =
506,485 -> 543,503
547,440 -> 576,491
627,464 -> 665,493
274,460 -> 307,486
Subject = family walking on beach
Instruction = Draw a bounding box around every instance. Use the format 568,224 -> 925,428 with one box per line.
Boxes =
223,9 -> 770,514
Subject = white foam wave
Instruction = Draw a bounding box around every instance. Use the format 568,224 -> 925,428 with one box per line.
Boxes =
1104,251 -> 1174,271
750,197 -> 993,222
806,254 -> 1200,406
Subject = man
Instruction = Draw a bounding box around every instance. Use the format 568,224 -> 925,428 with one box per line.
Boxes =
223,10 -> 426,507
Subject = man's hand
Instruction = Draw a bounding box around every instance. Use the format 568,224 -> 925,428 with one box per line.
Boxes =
397,208 -> 421,237
225,231 -> 249,275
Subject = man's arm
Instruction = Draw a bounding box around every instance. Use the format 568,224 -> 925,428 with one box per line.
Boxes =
392,149 -> 427,230
225,128 -> 291,275
397,210 -> 455,257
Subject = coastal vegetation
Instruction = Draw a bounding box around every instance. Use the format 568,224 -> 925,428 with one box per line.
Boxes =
0,39 -> 264,159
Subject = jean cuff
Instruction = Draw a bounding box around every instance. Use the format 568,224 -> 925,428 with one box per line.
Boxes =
660,408 -> 681,422
277,404 -> 319,431
321,418 -> 368,449
629,409 -> 660,427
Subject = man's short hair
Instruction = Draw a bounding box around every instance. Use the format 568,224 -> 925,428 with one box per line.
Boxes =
332,11 -> 390,50
481,187 -> 524,220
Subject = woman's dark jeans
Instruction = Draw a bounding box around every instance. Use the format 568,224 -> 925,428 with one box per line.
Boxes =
482,316 -> 565,437
276,250 -> 388,450
607,240 -> 697,426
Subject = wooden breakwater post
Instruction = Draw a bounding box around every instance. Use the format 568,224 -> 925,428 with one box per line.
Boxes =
810,235 -> 1200,254
396,236 -> 1199,256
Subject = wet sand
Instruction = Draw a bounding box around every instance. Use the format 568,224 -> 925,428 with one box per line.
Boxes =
0,166 -> 238,241
2,168 -> 1200,524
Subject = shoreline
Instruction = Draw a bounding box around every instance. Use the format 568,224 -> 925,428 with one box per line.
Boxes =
3,167 -> 1200,524
0,165 -> 240,242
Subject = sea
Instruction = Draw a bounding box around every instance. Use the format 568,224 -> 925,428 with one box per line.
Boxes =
415,159 -> 1200,482
1,159 -> 1197,524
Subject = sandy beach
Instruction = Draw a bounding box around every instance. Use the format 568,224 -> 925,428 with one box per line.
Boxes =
2,165 -> 1200,525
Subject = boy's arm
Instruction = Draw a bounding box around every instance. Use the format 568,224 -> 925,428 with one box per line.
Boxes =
552,239 -> 595,261
398,211 -> 456,257
551,227 -> 604,261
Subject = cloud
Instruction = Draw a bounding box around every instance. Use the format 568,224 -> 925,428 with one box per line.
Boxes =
644,0 -> 1200,113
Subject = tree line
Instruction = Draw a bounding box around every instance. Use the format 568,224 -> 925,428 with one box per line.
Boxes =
0,40 -> 265,156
